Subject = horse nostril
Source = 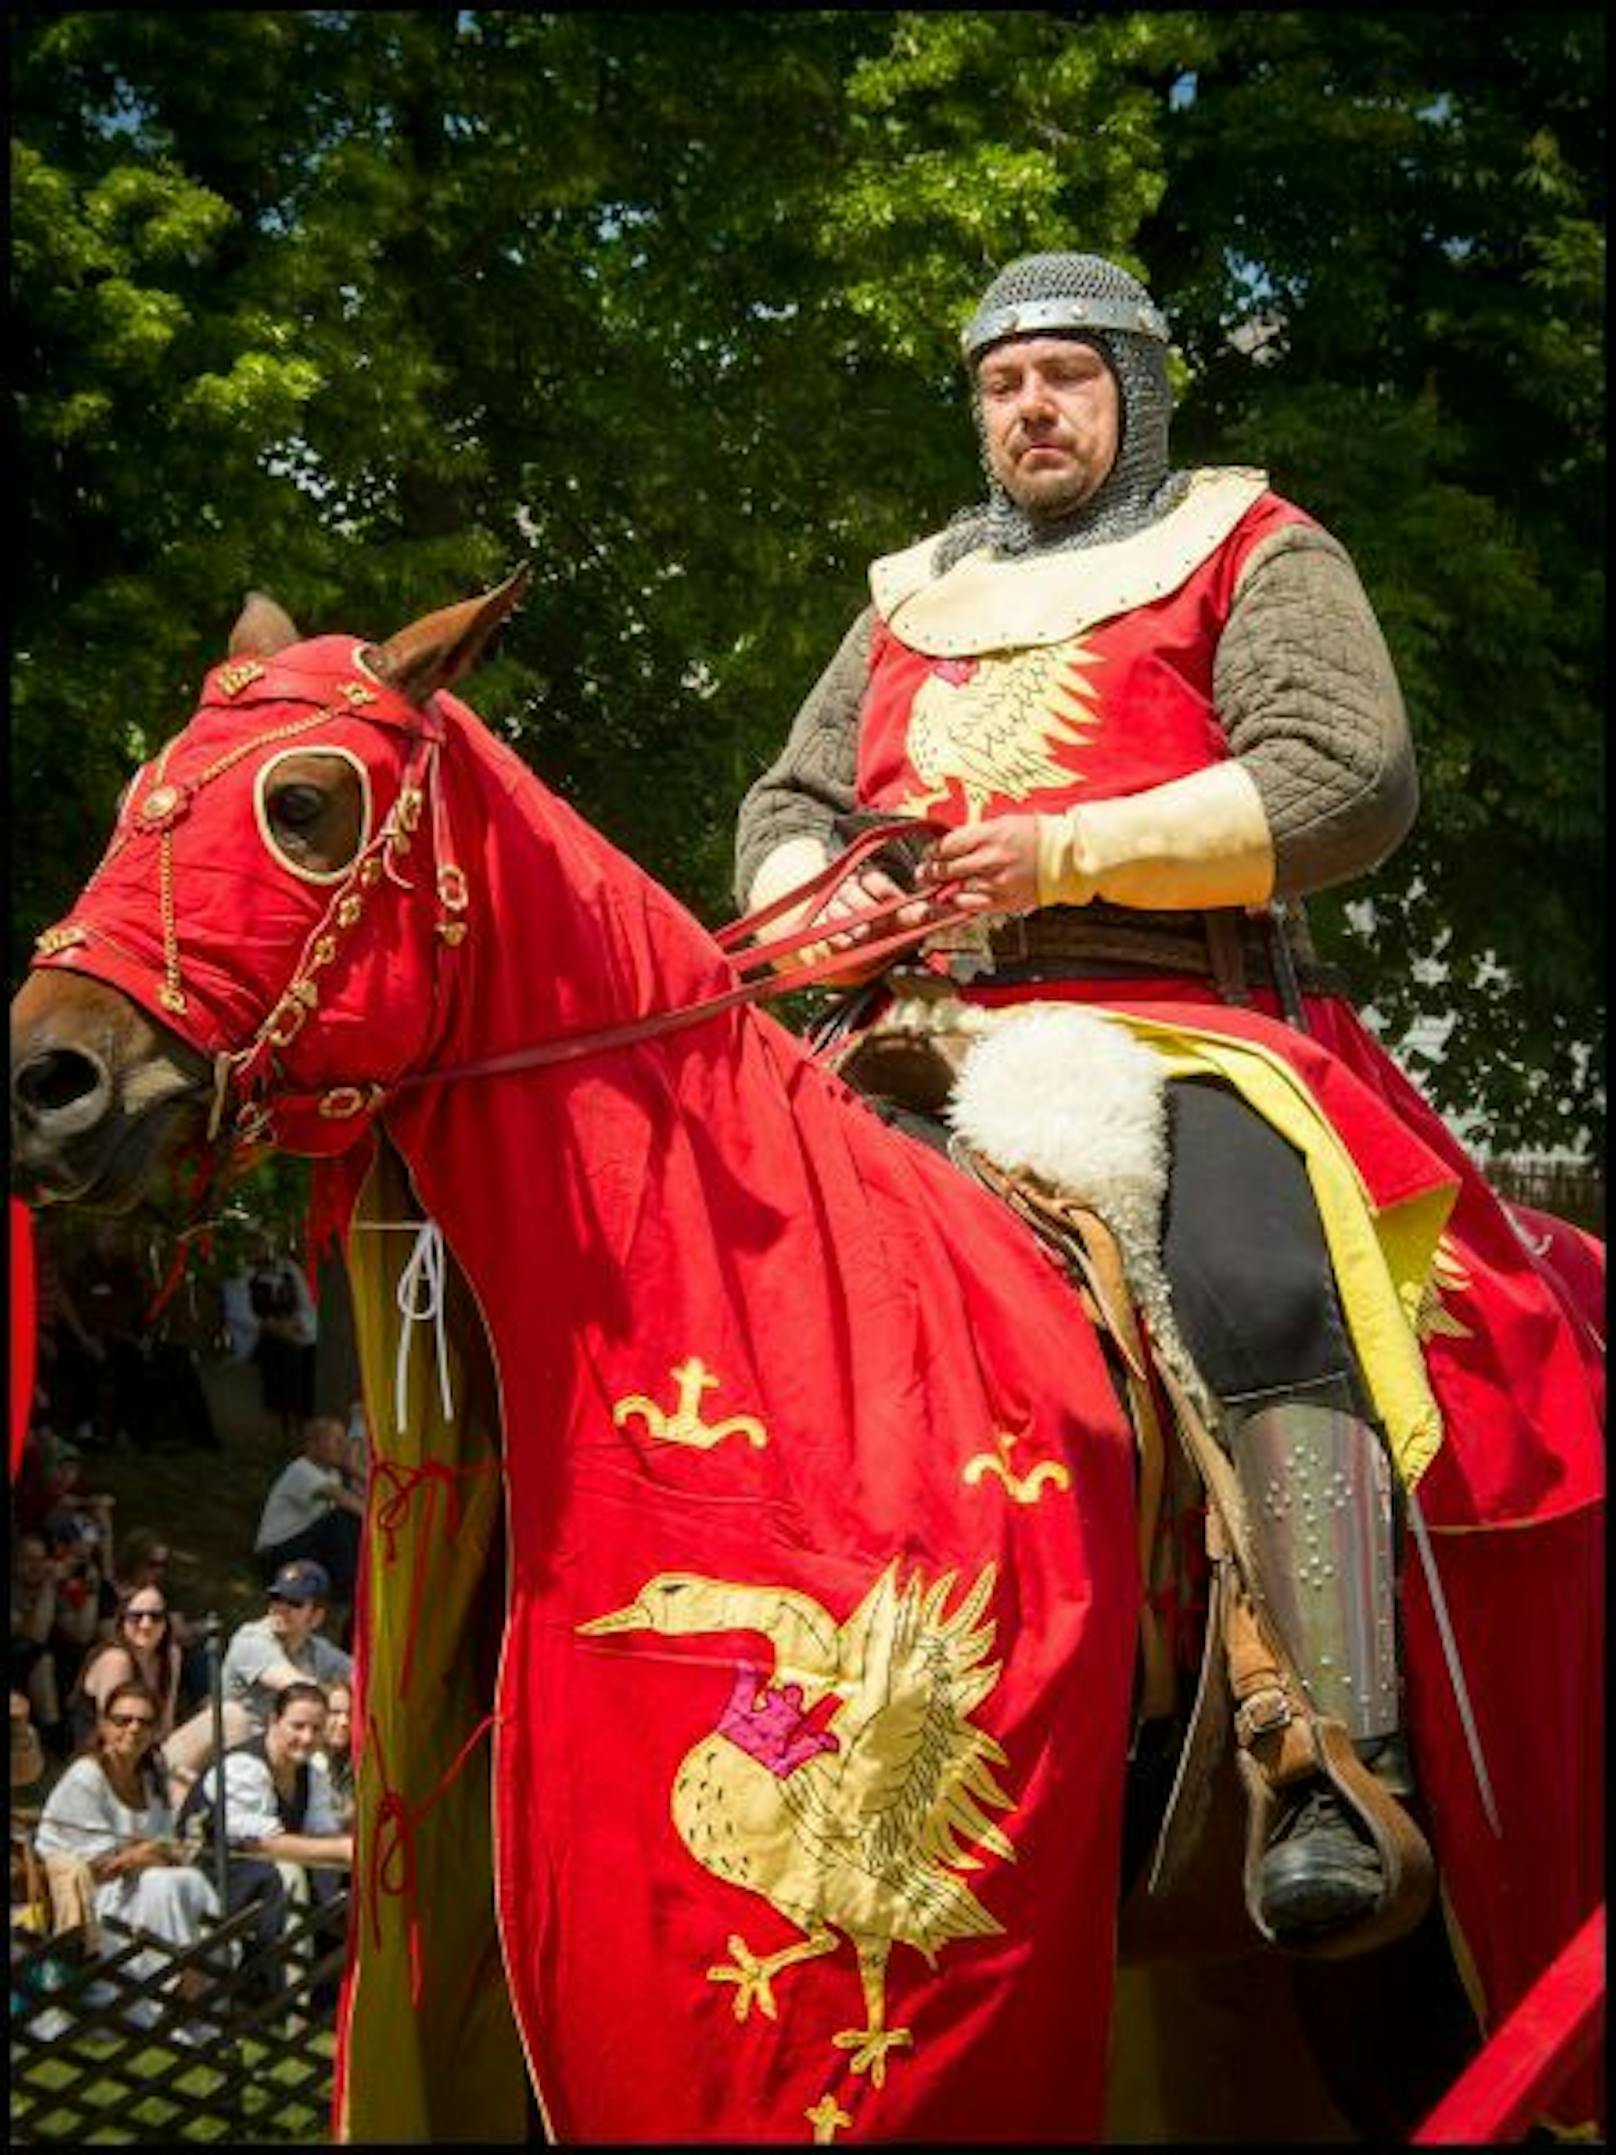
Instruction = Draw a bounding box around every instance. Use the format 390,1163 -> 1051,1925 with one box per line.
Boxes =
12,1046 -> 114,1130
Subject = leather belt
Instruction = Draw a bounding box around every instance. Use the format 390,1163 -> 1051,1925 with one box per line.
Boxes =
902,905 -> 1351,1000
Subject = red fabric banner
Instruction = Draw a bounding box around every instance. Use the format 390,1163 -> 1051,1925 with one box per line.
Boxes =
10,1198 -> 36,1481
1412,1906 -> 1604,2143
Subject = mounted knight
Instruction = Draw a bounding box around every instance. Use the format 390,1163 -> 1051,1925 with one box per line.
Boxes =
6,251 -> 1602,2142
734,249 -> 1605,1966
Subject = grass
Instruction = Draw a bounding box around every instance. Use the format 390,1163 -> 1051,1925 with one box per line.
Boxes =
75,1356 -> 314,1638
14,2023 -> 335,2143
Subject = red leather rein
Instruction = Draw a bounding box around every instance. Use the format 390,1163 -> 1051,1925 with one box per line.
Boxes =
391,816 -> 965,1090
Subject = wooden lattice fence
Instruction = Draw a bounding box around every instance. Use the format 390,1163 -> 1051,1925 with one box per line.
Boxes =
10,1886 -> 346,2144
1489,1159 -> 1605,1236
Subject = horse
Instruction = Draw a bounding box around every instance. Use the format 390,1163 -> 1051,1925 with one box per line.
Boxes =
11,575 -> 1602,2142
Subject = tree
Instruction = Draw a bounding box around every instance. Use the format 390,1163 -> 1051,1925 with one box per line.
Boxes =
10,10 -> 1196,923
1146,11 -> 1604,1150
9,10 -> 1603,1151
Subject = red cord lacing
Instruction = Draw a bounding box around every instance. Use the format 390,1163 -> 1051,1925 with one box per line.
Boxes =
364,1706 -> 499,2009
370,1457 -> 501,1701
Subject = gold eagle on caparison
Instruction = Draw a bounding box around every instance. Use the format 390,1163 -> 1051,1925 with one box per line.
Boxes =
901,640 -> 1101,823
577,1561 -> 1015,2090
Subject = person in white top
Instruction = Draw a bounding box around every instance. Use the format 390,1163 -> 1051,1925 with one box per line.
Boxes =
253,1417 -> 364,1603
190,1683 -> 351,1864
185,1679 -> 352,2009
34,1678 -> 220,2029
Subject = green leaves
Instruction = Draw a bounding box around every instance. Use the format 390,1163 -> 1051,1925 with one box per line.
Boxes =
9,11 -> 1602,1152
1153,11 -> 1604,1151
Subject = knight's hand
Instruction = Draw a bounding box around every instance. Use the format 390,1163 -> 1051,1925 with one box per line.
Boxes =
806,866 -> 928,982
745,838 -> 928,978
818,865 -> 921,939
919,816 -> 1040,914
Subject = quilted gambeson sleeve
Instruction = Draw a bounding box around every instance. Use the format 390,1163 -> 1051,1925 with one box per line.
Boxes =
733,609 -> 873,909
1214,524 -> 1417,897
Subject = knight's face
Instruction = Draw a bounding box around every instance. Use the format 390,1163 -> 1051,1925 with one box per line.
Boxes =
975,335 -> 1120,520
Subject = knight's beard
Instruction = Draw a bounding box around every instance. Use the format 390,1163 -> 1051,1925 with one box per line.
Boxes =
1005,463 -> 1108,523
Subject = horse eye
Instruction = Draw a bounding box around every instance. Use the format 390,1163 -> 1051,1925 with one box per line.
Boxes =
256,746 -> 369,880
271,783 -> 327,831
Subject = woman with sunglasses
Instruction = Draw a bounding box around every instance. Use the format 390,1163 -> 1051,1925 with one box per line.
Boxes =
34,1678 -> 220,2013
71,1586 -> 184,1746
115,1531 -> 207,1703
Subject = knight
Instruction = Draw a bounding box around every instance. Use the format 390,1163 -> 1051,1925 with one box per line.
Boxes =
735,248 -> 1447,1947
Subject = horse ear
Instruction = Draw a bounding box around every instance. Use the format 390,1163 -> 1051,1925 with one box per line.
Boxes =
229,591 -> 303,658
368,566 -> 532,707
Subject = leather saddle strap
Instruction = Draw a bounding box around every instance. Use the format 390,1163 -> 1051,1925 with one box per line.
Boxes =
950,1148 -> 1172,1721
1063,1207 -> 1175,1724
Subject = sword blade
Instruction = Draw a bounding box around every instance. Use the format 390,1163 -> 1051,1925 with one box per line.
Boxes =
1406,1482 -> 1503,1837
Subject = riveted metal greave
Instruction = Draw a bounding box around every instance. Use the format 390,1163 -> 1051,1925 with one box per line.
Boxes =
1227,1393 -> 1402,1744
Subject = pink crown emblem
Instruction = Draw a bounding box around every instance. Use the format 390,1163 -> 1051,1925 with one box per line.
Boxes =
718,1663 -> 841,1778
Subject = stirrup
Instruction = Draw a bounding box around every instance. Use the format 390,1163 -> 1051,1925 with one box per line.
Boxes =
1232,1656 -> 1435,1960
1257,1776 -> 1384,1941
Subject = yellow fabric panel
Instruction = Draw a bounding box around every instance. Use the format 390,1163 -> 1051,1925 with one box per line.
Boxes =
1098,1011 -> 1454,1489
336,1148 -> 529,2144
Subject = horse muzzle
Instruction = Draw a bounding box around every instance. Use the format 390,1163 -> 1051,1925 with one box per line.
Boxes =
10,975 -> 213,1209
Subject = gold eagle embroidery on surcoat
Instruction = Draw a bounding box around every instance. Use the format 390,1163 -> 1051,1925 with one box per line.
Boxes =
900,639 -> 1101,823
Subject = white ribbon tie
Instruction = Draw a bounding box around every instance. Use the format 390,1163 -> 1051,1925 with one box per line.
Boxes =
395,1217 -> 455,1435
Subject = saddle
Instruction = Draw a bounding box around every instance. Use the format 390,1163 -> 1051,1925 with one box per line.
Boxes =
832,998 -> 1435,1962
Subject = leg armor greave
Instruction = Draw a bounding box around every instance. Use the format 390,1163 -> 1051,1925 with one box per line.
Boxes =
1224,1376 -> 1401,1747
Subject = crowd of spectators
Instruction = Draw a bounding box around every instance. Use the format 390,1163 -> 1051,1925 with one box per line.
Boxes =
11,1214 -> 368,2044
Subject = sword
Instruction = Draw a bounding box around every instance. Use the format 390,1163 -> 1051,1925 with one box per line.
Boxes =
1267,898 -> 1310,1032
1405,1480 -> 1504,1837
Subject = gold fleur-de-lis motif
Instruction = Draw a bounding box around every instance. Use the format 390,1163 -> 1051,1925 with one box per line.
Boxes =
1413,1234 -> 1474,1342
614,1358 -> 768,1451
962,1431 -> 1072,1505
805,2093 -> 853,2142
215,660 -> 266,697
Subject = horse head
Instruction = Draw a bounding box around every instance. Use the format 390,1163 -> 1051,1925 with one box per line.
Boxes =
10,571 -> 530,1213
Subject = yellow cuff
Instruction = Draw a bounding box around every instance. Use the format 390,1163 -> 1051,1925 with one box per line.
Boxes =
1035,761 -> 1275,910
747,837 -> 835,972
748,836 -> 832,913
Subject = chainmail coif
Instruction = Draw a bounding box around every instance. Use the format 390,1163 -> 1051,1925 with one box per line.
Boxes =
934,252 -> 1189,571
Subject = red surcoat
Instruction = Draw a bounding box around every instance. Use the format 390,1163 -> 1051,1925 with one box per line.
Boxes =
857,490 -> 1312,821
847,487 -> 1601,1532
